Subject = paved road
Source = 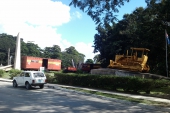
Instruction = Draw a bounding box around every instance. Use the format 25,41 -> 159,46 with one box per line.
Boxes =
0,82 -> 169,113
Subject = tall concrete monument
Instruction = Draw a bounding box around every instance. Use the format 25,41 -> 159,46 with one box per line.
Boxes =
14,33 -> 21,70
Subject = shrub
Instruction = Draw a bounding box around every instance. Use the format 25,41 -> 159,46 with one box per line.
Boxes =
53,73 -> 170,94
154,79 -> 170,88
9,69 -> 22,79
0,69 -> 5,77
45,73 -> 55,83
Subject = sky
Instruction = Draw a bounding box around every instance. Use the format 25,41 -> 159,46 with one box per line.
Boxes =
0,0 -> 147,61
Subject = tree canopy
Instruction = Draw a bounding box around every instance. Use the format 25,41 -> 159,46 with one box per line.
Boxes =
85,59 -> 94,64
69,0 -> 130,25
70,0 -> 165,25
61,46 -> 85,68
0,34 -> 85,69
92,0 -> 170,76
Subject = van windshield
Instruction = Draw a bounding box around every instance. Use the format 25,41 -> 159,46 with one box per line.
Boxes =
33,73 -> 44,77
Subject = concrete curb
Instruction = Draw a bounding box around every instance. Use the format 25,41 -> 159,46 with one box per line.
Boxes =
0,78 -> 12,83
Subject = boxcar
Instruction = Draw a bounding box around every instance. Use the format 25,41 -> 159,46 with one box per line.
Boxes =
42,58 -> 61,71
21,56 -> 43,70
81,64 -> 101,72
21,56 -> 61,71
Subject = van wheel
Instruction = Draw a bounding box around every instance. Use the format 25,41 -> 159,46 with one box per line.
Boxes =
13,80 -> 18,88
39,84 -> 44,89
25,82 -> 31,90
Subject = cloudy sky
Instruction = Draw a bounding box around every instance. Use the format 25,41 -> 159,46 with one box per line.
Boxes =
0,0 -> 146,61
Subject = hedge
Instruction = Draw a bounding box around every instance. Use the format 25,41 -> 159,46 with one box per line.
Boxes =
54,73 -> 170,94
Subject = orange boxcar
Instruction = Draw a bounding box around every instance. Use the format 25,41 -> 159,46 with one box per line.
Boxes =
42,58 -> 61,71
21,56 -> 61,71
67,67 -> 77,72
21,56 -> 43,70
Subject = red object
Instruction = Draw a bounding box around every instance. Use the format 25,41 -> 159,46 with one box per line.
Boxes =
21,56 -> 61,71
81,64 -> 101,72
81,64 -> 90,72
21,56 -> 43,70
43,58 -> 61,71
67,67 -> 77,72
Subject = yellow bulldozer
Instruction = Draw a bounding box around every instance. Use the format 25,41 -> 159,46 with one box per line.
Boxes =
108,47 -> 150,72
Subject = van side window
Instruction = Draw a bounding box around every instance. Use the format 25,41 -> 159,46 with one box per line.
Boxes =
25,73 -> 30,77
20,72 -> 24,77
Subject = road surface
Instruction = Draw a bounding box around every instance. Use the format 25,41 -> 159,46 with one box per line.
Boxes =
0,82 -> 169,113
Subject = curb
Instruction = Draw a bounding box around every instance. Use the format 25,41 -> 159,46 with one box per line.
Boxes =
0,79 -> 12,83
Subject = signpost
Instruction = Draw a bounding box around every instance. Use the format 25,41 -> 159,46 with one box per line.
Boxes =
162,21 -> 170,77
40,67 -> 45,72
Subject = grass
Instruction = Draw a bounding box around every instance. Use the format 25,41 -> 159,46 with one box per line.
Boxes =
144,87 -> 170,99
62,87 -> 170,107
2,72 -> 11,79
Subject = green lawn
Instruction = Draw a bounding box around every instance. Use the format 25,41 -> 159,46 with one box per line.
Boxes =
63,87 -> 170,107
2,72 -> 11,79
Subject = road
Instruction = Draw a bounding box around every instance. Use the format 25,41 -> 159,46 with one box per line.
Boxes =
0,82 -> 169,113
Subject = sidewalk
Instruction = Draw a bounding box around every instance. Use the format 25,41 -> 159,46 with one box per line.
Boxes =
1,78 -> 170,104
46,83 -> 170,104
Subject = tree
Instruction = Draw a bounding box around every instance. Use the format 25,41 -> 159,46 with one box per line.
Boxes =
93,54 -> 101,64
69,0 -> 130,25
43,45 -> 62,59
70,0 -> 166,25
23,42 -> 42,57
85,59 -> 94,64
0,34 -> 16,65
61,46 -> 85,69
92,0 -> 170,76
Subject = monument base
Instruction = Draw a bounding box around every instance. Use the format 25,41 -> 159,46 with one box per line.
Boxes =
90,68 -> 168,79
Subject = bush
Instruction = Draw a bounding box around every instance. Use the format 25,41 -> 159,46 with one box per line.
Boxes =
9,69 -> 22,79
45,73 -> 55,83
53,73 -> 170,94
0,69 -> 5,77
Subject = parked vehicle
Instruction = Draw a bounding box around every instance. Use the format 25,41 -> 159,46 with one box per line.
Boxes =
64,59 -> 77,72
81,64 -> 101,72
13,71 -> 47,90
108,47 -> 150,72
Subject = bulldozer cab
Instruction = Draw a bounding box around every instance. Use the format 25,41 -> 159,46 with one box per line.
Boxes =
129,47 -> 150,62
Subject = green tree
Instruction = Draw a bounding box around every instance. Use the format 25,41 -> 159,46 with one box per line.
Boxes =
69,0 -> 130,25
85,59 -> 94,64
61,46 -> 85,69
0,33 -> 16,65
22,42 -> 42,57
92,0 -> 170,76
43,45 -> 62,59
93,54 -> 101,64
70,0 -> 165,25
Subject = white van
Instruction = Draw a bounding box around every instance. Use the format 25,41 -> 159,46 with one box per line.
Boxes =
13,71 -> 47,90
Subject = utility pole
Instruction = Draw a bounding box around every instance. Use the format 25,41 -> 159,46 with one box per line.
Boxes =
165,29 -> 169,77
8,48 -> 10,65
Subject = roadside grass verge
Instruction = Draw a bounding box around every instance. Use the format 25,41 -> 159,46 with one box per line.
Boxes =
62,87 -> 170,107
2,72 -> 10,79
139,86 -> 170,99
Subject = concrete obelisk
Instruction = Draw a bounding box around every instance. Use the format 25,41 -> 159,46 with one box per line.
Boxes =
14,33 -> 21,70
